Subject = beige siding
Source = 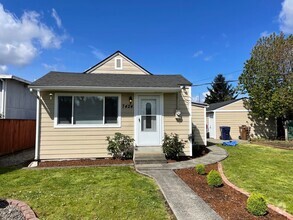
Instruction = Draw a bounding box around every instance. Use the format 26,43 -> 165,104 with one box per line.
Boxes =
39,92 -> 134,160
192,105 -> 206,145
164,88 -> 191,155
215,111 -> 251,139
89,55 -> 148,75
219,99 -> 247,111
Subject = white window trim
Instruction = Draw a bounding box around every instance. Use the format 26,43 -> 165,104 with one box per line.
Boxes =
54,93 -> 121,128
115,57 -> 123,70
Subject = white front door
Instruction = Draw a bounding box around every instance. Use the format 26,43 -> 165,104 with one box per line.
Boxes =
208,114 -> 215,138
136,95 -> 161,146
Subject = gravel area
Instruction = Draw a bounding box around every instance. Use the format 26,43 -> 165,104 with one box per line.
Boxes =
0,200 -> 25,220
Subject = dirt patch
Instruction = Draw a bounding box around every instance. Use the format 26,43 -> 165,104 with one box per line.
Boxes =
39,158 -> 133,167
251,140 -> 293,150
175,164 -> 287,220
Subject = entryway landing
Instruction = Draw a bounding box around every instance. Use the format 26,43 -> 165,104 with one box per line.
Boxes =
134,146 -> 167,165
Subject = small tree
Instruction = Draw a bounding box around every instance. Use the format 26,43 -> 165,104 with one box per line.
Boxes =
205,74 -> 238,104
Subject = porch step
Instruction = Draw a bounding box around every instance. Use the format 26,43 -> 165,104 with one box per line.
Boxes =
134,146 -> 167,165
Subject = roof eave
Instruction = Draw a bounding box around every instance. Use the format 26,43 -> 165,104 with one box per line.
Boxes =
28,86 -> 182,92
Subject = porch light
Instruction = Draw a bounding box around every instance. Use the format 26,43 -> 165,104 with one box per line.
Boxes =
49,93 -> 53,100
129,96 -> 133,104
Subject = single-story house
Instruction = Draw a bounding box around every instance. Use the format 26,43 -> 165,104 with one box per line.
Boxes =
206,98 -> 276,140
0,74 -> 36,119
191,102 -> 208,146
29,51 -> 193,161
206,98 -> 251,139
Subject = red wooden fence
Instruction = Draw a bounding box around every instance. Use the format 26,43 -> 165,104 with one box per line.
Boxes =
0,119 -> 36,156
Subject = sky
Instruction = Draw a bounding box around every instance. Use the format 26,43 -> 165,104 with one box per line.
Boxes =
0,0 -> 292,102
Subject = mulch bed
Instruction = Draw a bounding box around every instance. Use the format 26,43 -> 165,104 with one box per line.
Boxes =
167,147 -> 210,163
175,164 -> 287,220
39,158 -> 133,167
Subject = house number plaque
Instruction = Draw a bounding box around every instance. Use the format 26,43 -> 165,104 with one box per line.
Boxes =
122,104 -> 133,109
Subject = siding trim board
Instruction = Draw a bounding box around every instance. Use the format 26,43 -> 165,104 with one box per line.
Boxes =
214,110 -> 249,112
188,86 -> 192,156
204,107 -> 207,145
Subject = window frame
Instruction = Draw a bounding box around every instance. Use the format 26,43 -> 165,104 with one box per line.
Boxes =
54,93 -> 121,128
114,57 -> 123,70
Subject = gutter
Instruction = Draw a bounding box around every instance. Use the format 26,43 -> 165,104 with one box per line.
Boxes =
27,86 -> 182,93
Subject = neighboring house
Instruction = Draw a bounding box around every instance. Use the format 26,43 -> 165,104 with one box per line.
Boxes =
191,102 -> 208,146
206,98 -> 250,139
0,74 -> 36,119
206,98 -> 276,139
29,51 -> 193,161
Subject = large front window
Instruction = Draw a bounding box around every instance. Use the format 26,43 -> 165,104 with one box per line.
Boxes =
56,94 -> 120,127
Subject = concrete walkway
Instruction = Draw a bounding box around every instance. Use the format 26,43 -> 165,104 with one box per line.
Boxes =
136,145 -> 228,220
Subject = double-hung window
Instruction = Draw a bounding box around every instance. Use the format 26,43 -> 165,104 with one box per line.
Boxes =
56,94 -> 120,127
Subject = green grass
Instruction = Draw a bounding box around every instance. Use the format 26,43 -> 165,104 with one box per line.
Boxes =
0,166 -> 171,220
221,144 -> 293,214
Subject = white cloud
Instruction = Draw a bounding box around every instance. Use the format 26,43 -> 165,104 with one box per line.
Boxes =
89,46 -> 106,60
0,65 -> 7,73
51,8 -> 62,28
42,63 -> 57,71
193,50 -> 203,58
204,55 -> 213,61
0,4 -> 66,67
192,91 -> 209,103
221,33 -> 227,39
260,31 -> 272,37
279,0 -> 293,34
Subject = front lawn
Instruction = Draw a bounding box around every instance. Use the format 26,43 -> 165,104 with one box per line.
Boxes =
0,166 -> 171,219
221,144 -> 293,214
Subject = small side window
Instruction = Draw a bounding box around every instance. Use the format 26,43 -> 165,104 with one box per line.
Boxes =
115,58 -> 123,69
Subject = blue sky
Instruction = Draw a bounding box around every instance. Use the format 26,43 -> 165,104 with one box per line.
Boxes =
0,0 -> 292,101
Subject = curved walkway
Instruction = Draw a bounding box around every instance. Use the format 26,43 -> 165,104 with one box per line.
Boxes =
135,145 -> 228,220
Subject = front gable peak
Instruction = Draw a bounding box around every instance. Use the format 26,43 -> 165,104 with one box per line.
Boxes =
84,51 -> 152,75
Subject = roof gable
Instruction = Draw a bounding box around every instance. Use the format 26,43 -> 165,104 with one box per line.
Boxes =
84,51 -> 151,75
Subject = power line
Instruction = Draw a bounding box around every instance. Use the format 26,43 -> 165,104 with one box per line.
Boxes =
193,69 -> 242,83
192,80 -> 239,87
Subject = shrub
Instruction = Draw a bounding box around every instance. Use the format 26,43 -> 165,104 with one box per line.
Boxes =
195,164 -> 205,175
162,133 -> 184,159
246,193 -> 267,216
207,170 -> 222,187
106,132 -> 134,159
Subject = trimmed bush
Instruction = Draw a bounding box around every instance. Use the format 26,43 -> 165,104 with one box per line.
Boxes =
162,133 -> 184,160
246,193 -> 267,216
207,170 -> 222,187
195,164 -> 205,175
106,132 -> 134,159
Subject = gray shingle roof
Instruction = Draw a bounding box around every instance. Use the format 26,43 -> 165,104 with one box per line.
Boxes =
206,98 -> 243,111
29,72 -> 192,88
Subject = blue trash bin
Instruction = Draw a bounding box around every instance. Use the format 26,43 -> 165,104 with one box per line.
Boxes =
220,126 -> 231,140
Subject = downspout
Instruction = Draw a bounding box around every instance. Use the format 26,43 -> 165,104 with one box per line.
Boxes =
28,89 -> 41,166
0,79 -> 6,119
35,90 -> 40,161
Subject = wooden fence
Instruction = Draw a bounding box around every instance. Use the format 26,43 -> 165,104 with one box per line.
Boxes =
0,119 -> 36,156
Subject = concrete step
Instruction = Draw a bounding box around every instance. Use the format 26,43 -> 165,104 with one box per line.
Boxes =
134,146 -> 166,164
135,158 -> 167,164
